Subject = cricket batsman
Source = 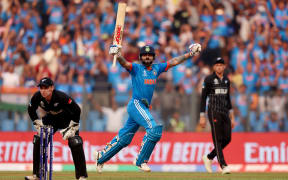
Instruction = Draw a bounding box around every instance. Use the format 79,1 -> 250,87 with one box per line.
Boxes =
25,77 -> 88,180
94,43 -> 201,172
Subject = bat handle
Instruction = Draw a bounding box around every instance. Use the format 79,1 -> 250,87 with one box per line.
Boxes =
112,55 -> 117,67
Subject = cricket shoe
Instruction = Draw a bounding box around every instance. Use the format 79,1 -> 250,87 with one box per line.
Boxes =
133,160 -> 151,172
222,165 -> 231,174
24,175 -> 39,180
78,176 -> 87,180
202,155 -> 213,173
94,150 -> 104,173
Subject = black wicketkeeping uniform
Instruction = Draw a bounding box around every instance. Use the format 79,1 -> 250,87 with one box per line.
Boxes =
28,90 -> 81,130
200,72 -> 232,168
28,90 -> 87,179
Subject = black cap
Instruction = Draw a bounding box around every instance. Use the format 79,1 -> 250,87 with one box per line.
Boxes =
37,77 -> 54,87
214,57 -> 225,65
139,45 -> 155,56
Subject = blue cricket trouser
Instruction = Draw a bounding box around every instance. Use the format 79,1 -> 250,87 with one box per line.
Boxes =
97,98 -> 160,165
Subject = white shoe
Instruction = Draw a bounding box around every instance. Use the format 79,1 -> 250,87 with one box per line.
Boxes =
78,176 -> 87,180
222,166 -> 231,174
94,150 -> 104,173
202,155 -> 213,173
25,175 -> 39,180
133,160 -> 151,172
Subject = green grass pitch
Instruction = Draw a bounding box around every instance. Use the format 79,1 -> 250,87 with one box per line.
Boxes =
0,172 -> 287,180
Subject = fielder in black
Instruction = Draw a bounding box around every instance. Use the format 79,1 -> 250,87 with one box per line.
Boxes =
25,77 -> 88,180
199,57 -> 235,174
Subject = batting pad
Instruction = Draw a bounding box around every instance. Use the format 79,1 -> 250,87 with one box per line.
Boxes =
136,125 -> 163,166
98,133 -> 135,164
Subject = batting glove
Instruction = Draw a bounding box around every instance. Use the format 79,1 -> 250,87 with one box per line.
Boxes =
109,45 -> 122,56
33,119 -> 44,135
189,43 -> 201,56
60,121 -> 80,140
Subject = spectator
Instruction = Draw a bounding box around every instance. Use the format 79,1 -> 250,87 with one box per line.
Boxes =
265,111 -> 282,132
0,63 -> 20,87
234,84 -> 248,119
243,62 -> 258,94
112,70 -> 131,106
169,112 -> 185,132
277,67 -> 288,94
22,64 -> 36,87
55,73 -> 70,94
159,81 -> 177,130
70,74 -> 92,108
96,98 -> 127,132
233,107 -> 245,132
175,84 -> 191,131
42,41 -> 60,77
29,45 -> 43,67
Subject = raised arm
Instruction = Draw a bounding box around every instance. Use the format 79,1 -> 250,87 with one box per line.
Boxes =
117,55 -> 132,70
167,43 -> 201,70
167,53 -> 192,69
109,45 -> 132,70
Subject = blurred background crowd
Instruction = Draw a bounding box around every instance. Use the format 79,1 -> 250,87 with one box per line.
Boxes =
0,0 -> 288,133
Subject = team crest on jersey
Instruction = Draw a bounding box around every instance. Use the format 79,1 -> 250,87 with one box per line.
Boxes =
54,103 -> 59,107
143,70 -> 147,77
40,101 -> 45,108
214,79 -> 219,84
153,70 -> 157,76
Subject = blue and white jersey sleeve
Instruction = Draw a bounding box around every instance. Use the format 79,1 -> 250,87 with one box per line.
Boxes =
156,62 -> 169,76
127,63 -> 140,76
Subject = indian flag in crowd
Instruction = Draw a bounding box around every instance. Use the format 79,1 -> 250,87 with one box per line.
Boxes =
0,87 -> 37,112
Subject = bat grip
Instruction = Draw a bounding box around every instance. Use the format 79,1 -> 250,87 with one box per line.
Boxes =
112,55 -> 117,67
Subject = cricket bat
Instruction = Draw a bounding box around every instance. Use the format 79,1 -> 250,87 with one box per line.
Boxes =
112,2 -> 127,67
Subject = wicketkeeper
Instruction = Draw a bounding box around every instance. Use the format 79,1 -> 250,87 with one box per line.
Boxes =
25,77 -> 88,180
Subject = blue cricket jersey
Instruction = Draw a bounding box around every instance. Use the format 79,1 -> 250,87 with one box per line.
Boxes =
128,62 -> 168,104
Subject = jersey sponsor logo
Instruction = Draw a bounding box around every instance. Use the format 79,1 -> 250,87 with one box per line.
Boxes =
68,99 -> 72,104
40,101 -> 45,108
144,79 -> 156,85
153,70 -> 157,76
214,79 -> 219,84
143,70 -> 147,77
215,88 -> 228,94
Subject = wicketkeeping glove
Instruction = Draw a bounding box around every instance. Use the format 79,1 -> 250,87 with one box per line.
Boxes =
109,45 -> 122,56
33,119 -> 44,135
189,43 -> 201,56
60,121 -> 80,140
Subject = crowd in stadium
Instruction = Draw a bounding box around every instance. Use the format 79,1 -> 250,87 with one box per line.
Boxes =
0,0 -> 287,132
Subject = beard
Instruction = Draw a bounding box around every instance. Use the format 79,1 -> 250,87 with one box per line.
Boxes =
141,56 -> 154,67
